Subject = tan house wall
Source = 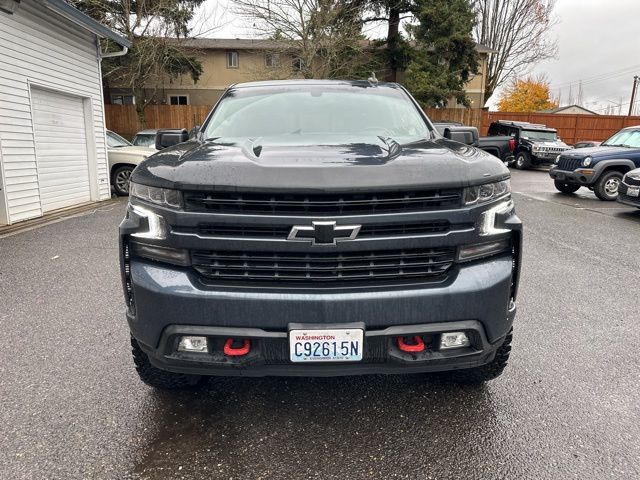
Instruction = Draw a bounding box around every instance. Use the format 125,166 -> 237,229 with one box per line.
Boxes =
108,47 -> 491,108
447,52 -> 489,108
108,49 -> 299,107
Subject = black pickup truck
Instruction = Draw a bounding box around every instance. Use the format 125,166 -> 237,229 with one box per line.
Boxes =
120,80 -> 522,389
488,120 -> 572,169
433,122 -> 515,164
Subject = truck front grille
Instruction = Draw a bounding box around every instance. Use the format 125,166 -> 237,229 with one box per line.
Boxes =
624,176 -> 640,186
175,220 -> 451,239
537,147 -> 568,154
557,157 -> 582,171
191,247 -> 456,285
183,189 -> 462,215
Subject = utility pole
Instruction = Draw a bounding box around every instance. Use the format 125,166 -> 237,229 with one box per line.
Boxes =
628,76 -> 639,116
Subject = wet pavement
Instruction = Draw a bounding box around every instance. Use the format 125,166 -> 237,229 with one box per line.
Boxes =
1,169 -> 639,479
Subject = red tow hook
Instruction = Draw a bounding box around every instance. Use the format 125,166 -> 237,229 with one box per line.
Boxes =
397,336 -> 425,353
224,338 -> 251,356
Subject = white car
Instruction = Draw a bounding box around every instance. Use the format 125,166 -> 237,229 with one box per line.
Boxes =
106,130 -> 153,196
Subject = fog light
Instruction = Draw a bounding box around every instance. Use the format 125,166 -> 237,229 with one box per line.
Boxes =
458,239 -> 510,262
130,241 -> 190,266
440,332 -> 470,350
178,336 -> 208,353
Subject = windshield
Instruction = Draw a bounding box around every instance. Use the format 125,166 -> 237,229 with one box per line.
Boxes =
521,130 -> 557,141
602,129 -> 640,148
132,134 -> 156,147
107,131 -> 131,148
203,84 -> 431,142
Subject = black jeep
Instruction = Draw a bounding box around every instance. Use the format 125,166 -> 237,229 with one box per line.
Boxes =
550,126 -> 640,201
487,120 -> 571,169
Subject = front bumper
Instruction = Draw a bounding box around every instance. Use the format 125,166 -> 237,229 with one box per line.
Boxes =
531,153 -> 558,165
137,320 -> 510,377
549,166 -> 596,185
128,253 -> 517,376
617,182 -> 640,208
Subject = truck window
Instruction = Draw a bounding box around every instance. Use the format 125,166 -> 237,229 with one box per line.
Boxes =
204,85 -> 431,143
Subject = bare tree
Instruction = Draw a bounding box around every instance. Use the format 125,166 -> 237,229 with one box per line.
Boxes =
472,0 -> 558,102
232,0 -> 369,79
72,0 -> 207,124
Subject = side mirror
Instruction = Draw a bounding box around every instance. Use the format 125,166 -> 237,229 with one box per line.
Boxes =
443,126 -> 479,146
155,129 -> 189,150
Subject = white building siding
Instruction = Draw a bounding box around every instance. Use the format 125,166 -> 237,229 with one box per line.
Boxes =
0,2 -> 110,224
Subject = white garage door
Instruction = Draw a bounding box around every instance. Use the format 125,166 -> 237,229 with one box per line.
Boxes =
31,88 -> 91,213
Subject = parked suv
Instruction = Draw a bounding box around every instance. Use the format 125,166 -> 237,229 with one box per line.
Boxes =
487,120 -> 571,169
550,126 -> 640,200
120,80 -> 522,389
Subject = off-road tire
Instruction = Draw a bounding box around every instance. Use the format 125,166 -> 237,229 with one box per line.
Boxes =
449,329 -> 513,384
554,180 -> 580,194
594,171 -> 623,201
112,165 -> 134,196
514,152 -> 531,170
131,336 -> 203,390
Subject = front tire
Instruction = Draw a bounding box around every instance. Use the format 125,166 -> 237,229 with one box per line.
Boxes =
448,329 -> 512,384
554,180 -> 580,194
514,152 -> 531,170
594,171 -> 622,201
131,336 -> 203,390
112,165 -> 134,196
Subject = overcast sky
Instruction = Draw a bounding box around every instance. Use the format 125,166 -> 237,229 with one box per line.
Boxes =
524,0 -> 640,114
194,0 -> 640,113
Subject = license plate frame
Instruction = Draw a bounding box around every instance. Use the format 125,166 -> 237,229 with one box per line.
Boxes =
627,186 -> 639,197
289,327 -> 364,363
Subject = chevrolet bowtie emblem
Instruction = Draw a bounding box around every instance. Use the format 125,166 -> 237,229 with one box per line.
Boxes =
288,221 -> 361,246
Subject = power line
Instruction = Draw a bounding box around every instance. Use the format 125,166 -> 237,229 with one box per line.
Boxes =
549,63 -> 640,90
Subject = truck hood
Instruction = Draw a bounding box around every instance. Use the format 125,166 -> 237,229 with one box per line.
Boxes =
560,145 -> 640,159
131,135 -> 509,192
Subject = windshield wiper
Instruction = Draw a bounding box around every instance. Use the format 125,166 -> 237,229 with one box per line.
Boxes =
602,143 -> 630,147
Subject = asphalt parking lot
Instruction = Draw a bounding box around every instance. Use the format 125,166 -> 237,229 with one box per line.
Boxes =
1,168 -> 639,479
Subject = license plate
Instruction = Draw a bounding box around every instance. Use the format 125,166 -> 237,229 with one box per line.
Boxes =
289,328 -> 363,362
628,186 -> 639,197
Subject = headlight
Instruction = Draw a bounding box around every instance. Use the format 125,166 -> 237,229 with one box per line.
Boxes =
478,199 -> 514,236
582,156 -> 592,167
464,179 -> 511,205
130,204 -> 167,240
555,155 -> 561,164
130,182 -> 181,208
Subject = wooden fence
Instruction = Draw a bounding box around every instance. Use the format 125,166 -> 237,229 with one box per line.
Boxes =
106,104 -> 640,145
425,108 -> 640,145
105,105 -> 211,138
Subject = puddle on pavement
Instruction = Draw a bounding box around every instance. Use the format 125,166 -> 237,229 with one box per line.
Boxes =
129,375 -> 502,479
